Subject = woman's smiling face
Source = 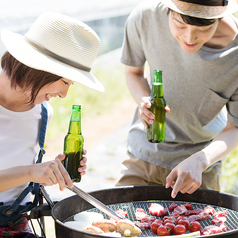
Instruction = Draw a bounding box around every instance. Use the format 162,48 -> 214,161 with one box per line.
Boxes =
168,11 -> 219,53
33,78 -> 73,104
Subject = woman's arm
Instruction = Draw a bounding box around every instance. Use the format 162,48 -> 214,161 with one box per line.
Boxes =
0,154 -> 75,192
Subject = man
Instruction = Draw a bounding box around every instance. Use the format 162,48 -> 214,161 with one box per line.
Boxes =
116,0 -> 238,198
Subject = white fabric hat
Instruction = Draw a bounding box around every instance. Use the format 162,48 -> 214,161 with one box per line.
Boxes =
1,11 -> 105,92
160,0 -> 238,19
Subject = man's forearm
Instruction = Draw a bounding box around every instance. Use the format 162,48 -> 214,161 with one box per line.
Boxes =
202,122 -> 238,170
125,65 -> 151,106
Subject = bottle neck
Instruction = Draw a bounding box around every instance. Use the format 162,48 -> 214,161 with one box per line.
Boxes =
68,110 -> 82,134
151,83 -> 164,97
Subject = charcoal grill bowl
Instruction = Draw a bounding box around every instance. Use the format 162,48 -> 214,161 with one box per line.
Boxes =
51,185 -> 238,238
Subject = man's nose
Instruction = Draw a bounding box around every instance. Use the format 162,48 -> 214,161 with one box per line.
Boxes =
185,28 -> 197,43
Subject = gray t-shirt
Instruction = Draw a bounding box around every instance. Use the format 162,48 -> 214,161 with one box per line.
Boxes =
120,0 -> 238,170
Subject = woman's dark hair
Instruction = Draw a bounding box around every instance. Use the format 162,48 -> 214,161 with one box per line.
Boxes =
167,8 -> 218,26
1,51 -> 61,104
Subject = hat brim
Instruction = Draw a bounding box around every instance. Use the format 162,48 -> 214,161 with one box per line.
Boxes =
160,0 -> 238,19
1,29 -> 105,92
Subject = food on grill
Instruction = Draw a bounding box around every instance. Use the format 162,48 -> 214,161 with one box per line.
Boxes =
83,225 -> 104,234
74,211 -> 104,223
92,219 -> 117,233
201,210 -> 228,235
184,203 -> 193,210
185,208 -> 203,216
163,216 -> 177,224
134,220 -> 151,230
150,219 -> 163,233
157,224 -> 171,236
116,219 -> 142,237
116,209 -> 128,218
64,221 -> 91,231
176,216 -> 187,224
203,205 -> 215,215
177,218 -> 190,229
214,210 -> 227,218
132,202 -> 231,236
173,205 -> 188,215
174,224 -> 186,235
140,215 -> 156,223
148,203 -> 168,217
66,201 -> 230,237
211,217 -> 226,226
164,222 -> 175,235
188,221 -> 201,232
135,208 -> 150,220
201,224 -> 226,235
168,202 -> 178,211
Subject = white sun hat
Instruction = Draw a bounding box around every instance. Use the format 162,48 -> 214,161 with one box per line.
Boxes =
1,11 -> 105,92
160,0 -> 238,19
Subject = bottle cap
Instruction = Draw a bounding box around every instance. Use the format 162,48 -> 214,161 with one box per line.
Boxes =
72,105 -> 81,110
153,70 -> 162,84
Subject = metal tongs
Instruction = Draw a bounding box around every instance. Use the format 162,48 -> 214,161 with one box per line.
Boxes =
40,184 -> 124,221
66,184 -> 124,221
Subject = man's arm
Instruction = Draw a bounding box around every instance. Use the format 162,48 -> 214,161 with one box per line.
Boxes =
166,121 -> 238,198
125,65 -> 157,128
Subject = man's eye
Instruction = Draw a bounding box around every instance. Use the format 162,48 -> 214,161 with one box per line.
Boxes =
175,23 -> 185,29
200,28 -> 210,32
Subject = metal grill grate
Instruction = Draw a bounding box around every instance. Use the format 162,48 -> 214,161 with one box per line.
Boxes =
65,200 -> 238,237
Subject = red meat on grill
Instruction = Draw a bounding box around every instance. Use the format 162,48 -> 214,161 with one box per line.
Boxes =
135,208 -> 149,220
184,203 -> 193,210
203,206 -> 215,215
185,208 -> 203,216
187,214 -> 203,222
201,224 -> 227,235
169,202 -> 178,211
211,217 -> 227,226
134,221 -> 151,230
211,210 -> 227,227
187,212 -> 210,222
173,205 -> 188,215
148,203 -> 168,217
116,209 -> 128,218
214,210 -> 227,218
141,216 -> 156,223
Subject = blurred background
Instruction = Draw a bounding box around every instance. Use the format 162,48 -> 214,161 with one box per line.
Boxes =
1,1 -> 238,237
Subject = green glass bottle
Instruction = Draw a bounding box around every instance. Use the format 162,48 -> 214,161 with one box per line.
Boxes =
146,70 -> 166,143
63,105 -> 84,182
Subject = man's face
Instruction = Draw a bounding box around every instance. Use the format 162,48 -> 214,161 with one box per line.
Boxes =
169,11 -> 219,53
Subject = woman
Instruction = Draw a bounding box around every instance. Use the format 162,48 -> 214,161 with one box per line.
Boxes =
0,11 -> 104,237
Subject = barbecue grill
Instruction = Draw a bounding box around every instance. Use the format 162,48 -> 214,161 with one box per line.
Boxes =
49,185 -> 238,238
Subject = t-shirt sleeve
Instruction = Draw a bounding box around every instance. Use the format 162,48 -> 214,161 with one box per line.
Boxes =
227,87 -> 238,127
120,4 -> 146,67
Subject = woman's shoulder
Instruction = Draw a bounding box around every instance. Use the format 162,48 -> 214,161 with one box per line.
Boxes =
43,102 -> 53,121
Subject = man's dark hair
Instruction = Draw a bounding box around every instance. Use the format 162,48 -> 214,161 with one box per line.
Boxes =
167,8 -> 218,26
1,51 -> 61,104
